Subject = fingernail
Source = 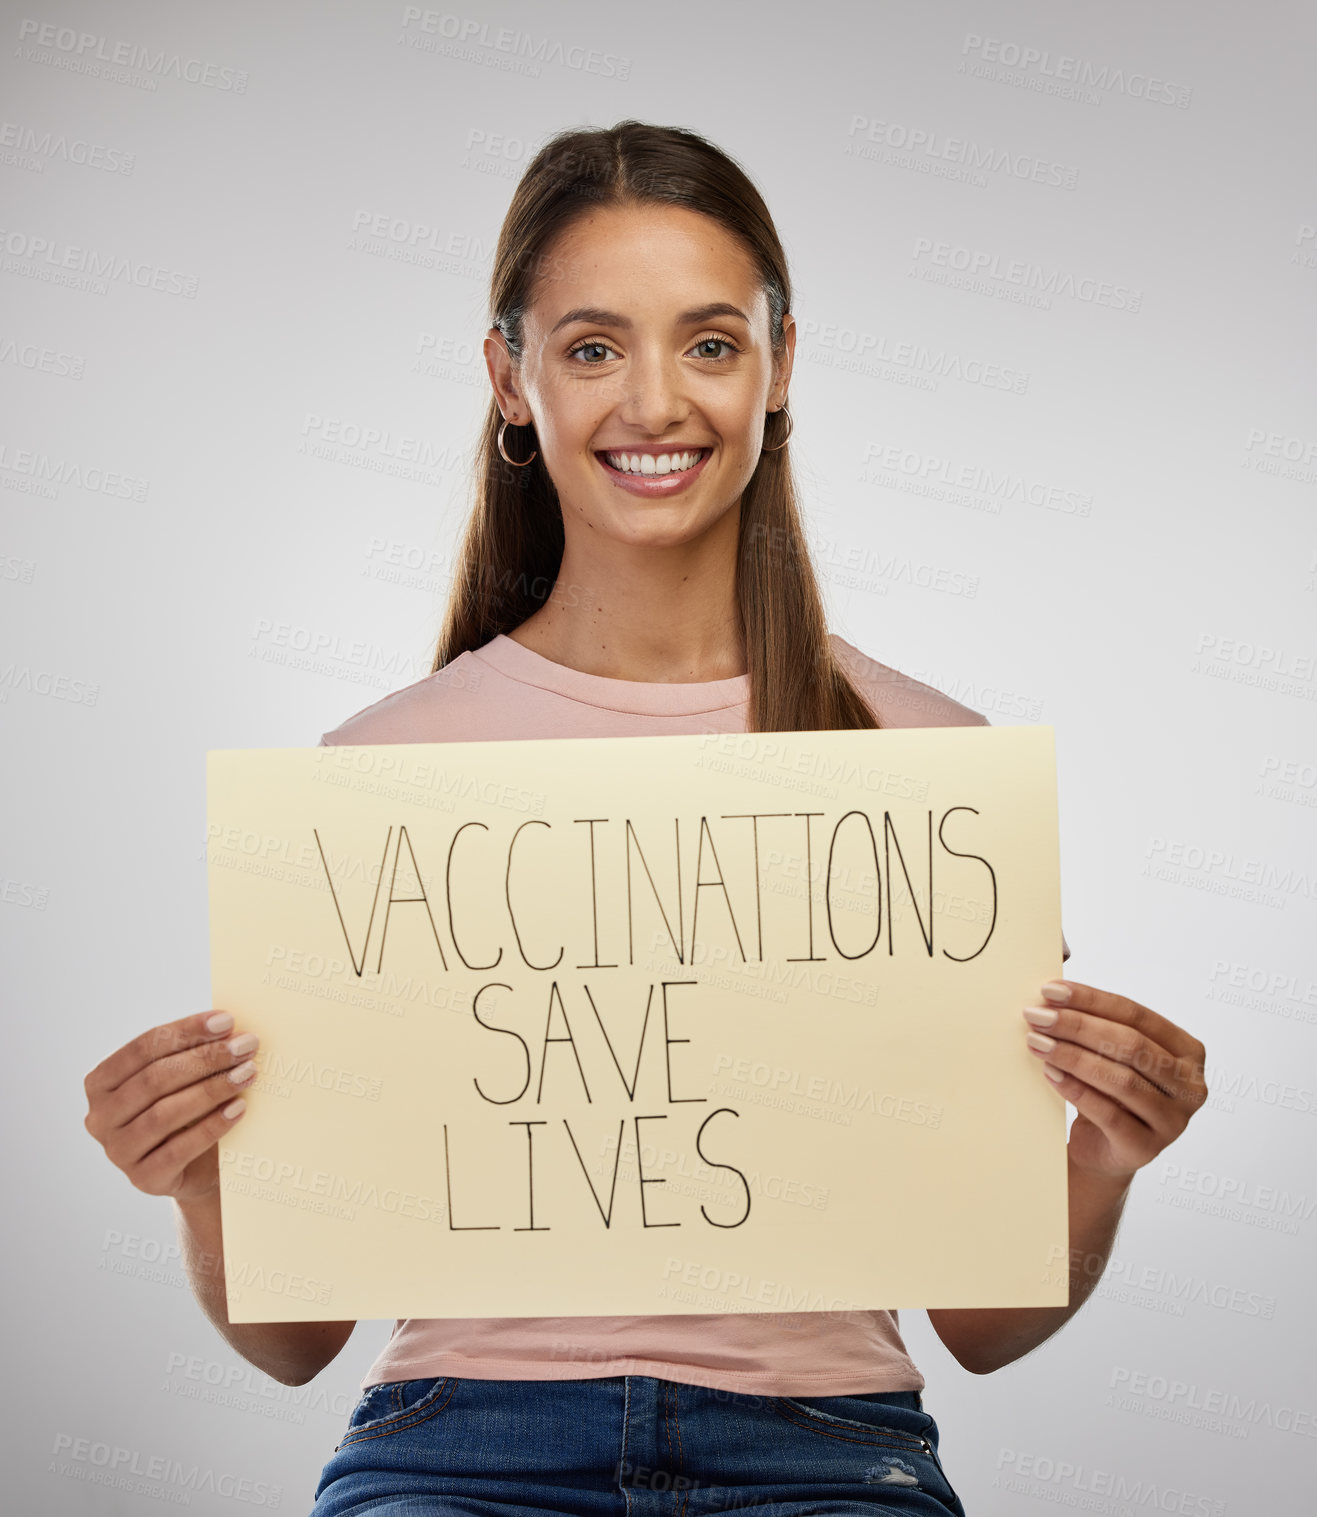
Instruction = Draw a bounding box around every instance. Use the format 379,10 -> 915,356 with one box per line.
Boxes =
226,1032 -> 259,1058
1044,1066 -> 1065,1083
222,1097 -> 247,1119
228,1060 -> 257,1085
1022,1006 -> 1058,1027
1041,982 -> 1071,1003
206,1011 -> 234,1034
1026,1032 -> 1057,1054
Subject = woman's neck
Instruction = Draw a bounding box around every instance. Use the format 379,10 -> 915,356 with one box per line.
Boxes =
506,534 -> 745,684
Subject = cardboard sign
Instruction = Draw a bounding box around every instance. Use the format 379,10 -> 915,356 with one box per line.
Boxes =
207,726 -> 1068,1323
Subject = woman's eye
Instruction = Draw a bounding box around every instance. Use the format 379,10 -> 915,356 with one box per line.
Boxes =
568,340 -> 617,364
692,336 -> 737,360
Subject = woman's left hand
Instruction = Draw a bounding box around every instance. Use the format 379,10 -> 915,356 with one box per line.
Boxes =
1022,980 -> 1208,1184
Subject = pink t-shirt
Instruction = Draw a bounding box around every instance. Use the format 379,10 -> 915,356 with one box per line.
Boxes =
319,630 -> 1069,1396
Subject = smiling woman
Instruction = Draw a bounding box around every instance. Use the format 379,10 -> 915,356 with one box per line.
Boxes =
83,118 -> 1207,1517
432,122 -> 887,726
304,121 -> 1205,1516
302,120 -> 992,1517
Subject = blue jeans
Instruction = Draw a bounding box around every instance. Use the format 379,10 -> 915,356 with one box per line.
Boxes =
310,1375 -> 969,1515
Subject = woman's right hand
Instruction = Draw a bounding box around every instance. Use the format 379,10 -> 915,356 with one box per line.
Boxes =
84,1010 -> 259,1203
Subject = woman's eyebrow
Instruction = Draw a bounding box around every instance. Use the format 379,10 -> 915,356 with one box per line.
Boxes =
548,301 -> 751,336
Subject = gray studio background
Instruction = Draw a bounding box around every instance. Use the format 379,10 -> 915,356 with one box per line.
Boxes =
3,0 -> 1315,1511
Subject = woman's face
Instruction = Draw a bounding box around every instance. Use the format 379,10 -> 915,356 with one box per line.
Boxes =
486,202 -> 793,556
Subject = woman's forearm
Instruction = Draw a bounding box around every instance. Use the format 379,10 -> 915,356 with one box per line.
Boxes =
927,1151 -> 1133,1375
172,1189 -> 356,1386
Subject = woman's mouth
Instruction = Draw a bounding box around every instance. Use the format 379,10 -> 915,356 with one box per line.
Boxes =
595,447 -> 712,496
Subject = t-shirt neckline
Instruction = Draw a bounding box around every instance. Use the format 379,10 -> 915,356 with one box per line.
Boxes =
470,633 -> 752,716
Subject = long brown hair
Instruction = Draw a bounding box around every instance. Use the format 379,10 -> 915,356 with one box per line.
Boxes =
431,119 -> 881,732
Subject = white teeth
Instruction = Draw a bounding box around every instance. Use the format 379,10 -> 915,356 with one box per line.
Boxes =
603,449 -> 704,475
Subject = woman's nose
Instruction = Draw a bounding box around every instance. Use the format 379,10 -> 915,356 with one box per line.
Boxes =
615,355 -> 689,433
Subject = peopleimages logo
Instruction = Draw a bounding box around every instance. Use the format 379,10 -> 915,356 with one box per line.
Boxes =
910,237 -> 1142,312
994,1448 -> 1225,1516
48,1435 -> 280,1505
15,18 -> 249,92
799,317 -> 1030,394
399,8 -> 631,79
0,119 -> 135,173
0,227 -> 199,296
846,114 -> 1078,190
0,336 -> 86,378
860,442 -> 1092,517
959,32 -> 1193,108
0,439 -> 148,499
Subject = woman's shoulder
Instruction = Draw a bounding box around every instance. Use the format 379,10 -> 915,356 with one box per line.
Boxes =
316,650 -> 488,746
828,633 -> 990,728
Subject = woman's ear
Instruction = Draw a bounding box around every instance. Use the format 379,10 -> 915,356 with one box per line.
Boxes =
484,329 -> 524,419
773,311 -> 797,408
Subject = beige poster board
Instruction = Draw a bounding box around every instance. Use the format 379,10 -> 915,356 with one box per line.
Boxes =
207,726 -> 1068,1323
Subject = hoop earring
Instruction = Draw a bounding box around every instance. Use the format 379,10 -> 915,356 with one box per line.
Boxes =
497,415 -> 537,467
761,404 -> 792,452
